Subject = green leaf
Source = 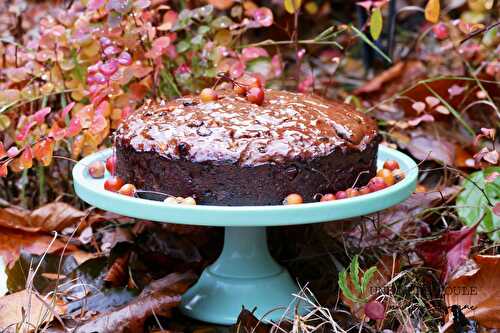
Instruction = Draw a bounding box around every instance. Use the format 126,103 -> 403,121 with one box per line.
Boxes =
350,25 -> 392,63
456,167 -> 500,241
338,270 -> 360,303
361,266 -> 378,294
370,8 -> 383,40
0,115 -> 11,131
349,255 -> 362,293
176,40 -> 191,53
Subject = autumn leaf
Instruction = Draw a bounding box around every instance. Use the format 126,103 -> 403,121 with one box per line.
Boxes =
425,0 -> 440,23
416,221 -> 480,282
370,8 -> 383,40
284,0 -> 302,14
443,255 -> 500,330
0,289 -> 63,330
72,272 -> 195,333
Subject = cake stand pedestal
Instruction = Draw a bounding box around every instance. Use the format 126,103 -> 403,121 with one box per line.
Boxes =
72,146 -> 417,325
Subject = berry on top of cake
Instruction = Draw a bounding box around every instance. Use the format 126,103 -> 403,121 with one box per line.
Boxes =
114,89 -> 380,206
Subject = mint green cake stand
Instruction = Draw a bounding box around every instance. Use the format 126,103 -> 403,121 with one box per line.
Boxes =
72,146 -> 417,325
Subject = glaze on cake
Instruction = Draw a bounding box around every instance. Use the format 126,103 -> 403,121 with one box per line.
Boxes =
114,89 -> 380,205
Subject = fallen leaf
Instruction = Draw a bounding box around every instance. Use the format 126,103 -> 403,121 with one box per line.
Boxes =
0,227 -> 74,268
0,202 -> 86,233
443,255 -> 500,330
0,289 -> 63,330
407,132 -> 455,165
233,308 -> 272,333
73,272 -> 195,333
416,222 -> 480,282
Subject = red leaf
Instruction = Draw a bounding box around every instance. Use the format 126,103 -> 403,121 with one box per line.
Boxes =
0,162 -> 8,177
33,107 -> 51,125
0,142 -> 6,159
416,223 -> 479,282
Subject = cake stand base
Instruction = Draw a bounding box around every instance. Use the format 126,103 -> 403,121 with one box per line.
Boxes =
180,227 -> 301,325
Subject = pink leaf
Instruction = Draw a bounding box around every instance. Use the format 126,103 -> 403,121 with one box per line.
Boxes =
407,114 -> 434,127
90,115 -> 107,134
16,122 -> 36,142
298,75 -> 314,93
61,102 -> 76,119
494,203 -> 500,217
65,117 -> 82,138
152,36 -> 171,50
7,147 -> 20,158
485,172 -> 499,183
88,0 -> 106,10
448,84 -> 465,97
241,47 -> 269,62
33,107 -> 51,125
252,7 -> 273,27
296,48 -> 306,61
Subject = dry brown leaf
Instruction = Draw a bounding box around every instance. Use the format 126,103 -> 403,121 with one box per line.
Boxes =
443,255 -> 500,330
30,203 -> 87,232
0,202 -> 86,233
0,227 -> 74,268
0,289 -> 63,331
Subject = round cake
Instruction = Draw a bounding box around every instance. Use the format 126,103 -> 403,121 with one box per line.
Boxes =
114,89 -> 380,206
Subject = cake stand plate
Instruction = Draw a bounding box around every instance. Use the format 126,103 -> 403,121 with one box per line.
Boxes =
72,146 -> 417,325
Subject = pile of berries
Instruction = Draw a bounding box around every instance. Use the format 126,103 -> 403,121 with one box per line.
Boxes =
199,74 -> 265,106
88,155 -> 197,205
283,160 -> 406,205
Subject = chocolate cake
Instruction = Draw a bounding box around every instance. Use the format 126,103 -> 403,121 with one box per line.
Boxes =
114,89 -> 380,206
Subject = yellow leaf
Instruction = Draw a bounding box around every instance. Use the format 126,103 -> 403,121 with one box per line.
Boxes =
284,0 -> 302,14
425,0 -> 440,23
305,1 -> 318,14
370,8 -> 383,40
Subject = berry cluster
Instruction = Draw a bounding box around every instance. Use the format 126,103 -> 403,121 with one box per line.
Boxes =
284,160 -> 406,205
88,154 -> 197,204
199,74 -> 265,106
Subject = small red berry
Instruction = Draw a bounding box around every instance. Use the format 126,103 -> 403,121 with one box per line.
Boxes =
106,155 -> 117,175
346,188 -> 360,198
377,169 -> 395,186
368,177 -> 388,192
200,88 -> 218,102
104,176 -> 125,192
359,186 -> 371,195
392,169 -> 405,183
118,183 -> 136,196
383,160 -> 400,171
88,160 -> 105,178
246,87 -> 265,105
432,23 -> 449,40
335,191 -> 348,200
283,193 -> 303,205
320,193 -> 336,202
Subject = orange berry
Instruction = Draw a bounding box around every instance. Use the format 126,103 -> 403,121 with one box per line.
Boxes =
320,193 -> 336,202
118,183 -> 136,196
246,87 -> 265,105
346,188 -> 360,197
200,88 -> 218,102
359,186 -> 371,195
233,84 -> 247,95
106,155 -> 117,175
283,193 -> 303,205
377,168 -> 395,186
89,160 -> 105,178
